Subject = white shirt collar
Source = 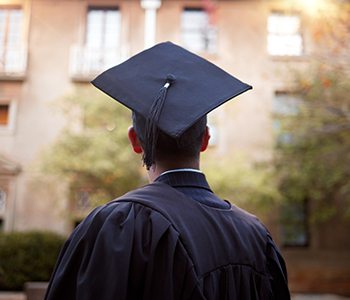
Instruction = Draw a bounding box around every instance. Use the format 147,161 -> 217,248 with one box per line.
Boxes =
161,168 -> 203,176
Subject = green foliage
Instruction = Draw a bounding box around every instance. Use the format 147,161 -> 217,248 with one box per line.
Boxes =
202,153 -> 281,214
273,0 -> 350,224
0,231 -> 65,291
37,86 -> 146,211
274,64 -> 350,222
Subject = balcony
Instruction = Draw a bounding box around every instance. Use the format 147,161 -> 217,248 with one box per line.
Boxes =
0,45 -> 28,80
69,45 -> 129,81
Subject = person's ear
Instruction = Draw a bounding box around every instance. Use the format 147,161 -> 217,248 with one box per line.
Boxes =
128,126 -> 143,154
200,126 -> 211,152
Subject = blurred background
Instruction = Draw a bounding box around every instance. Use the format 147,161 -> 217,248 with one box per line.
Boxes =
0,0 -> 349,297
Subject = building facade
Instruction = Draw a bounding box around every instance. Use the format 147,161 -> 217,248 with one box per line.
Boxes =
0,0 -> 349,295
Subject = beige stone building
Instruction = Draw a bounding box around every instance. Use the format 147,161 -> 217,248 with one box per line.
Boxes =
0,0 -> 349,295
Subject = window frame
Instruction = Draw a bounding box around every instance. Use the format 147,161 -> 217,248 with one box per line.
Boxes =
272,91 -> 301,146
0,187 -> 6,214
0,98 -> 18,135
181,7 -> 217,54
281,198 -> 309,247
267,11 -> 304,57
272,91 -> 310,247
85,6 -> 121,49
0,5 -> 26,76
69,5 -> 123,80
0,181 -> 9,232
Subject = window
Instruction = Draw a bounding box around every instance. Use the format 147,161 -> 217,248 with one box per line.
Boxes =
0,104 -> 9,125
85,7 -> 121,49
181,8 -> 217,53
268,12 -> 303,56
0,188 -> 5,213
208,111 -> 218,146
75,190 -> 91,211
70,6 -> 122,78
0,187 -> 6,231
272,92 -> 300,145
0,99 -> 17,134
281,200 -> 309,247
0,7 -> 25,73
273,92 -> 309,246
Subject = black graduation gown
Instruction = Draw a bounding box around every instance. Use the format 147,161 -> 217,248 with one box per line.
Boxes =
45,182 -> 290,300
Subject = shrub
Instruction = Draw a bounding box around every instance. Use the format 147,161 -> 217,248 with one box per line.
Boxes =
0,231 -> 65,291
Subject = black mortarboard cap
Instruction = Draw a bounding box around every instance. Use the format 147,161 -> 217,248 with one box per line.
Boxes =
92,42 -> 252,168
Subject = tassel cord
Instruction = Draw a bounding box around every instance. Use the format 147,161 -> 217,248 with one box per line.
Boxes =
144,85 -> 169,169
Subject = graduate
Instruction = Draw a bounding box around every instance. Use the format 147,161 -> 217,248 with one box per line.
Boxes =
45,42 -> 290,300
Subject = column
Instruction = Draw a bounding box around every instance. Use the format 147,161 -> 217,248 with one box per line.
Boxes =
141,0 -> 161,49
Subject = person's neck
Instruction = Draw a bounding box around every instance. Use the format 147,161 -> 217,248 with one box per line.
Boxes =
147,158 -> 200,183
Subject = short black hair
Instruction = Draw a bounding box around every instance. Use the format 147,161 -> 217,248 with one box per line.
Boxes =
154,128 -> 205,162
135,120 -> 206,168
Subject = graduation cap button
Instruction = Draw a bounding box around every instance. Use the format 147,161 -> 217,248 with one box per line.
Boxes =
166,74 -> 176,82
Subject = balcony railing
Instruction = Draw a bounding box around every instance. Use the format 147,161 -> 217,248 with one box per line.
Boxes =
69,45 -> 129,80
0,45 -> 28,78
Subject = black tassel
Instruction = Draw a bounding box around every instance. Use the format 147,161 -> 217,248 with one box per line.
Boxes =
144,74 -> 175,169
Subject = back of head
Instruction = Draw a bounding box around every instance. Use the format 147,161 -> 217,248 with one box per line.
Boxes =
132,112 -> 207,168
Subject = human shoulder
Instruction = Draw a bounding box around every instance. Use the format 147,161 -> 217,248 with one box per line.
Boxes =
64,184 -> 184,265
228,203 -> 269,234
80,183 -> 174,230
45,185 -> 197,300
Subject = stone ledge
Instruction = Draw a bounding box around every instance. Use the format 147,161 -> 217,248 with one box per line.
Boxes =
0,292 -> 25,300
24,282 -> 48,300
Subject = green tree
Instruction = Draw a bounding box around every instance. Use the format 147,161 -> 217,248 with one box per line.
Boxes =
272,0 -> 350,223
274,66 -> 350,222
304,0 -> 350,68
202,153 -> 281,215
36,86 -> 146,217
0,231 -> 65,291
